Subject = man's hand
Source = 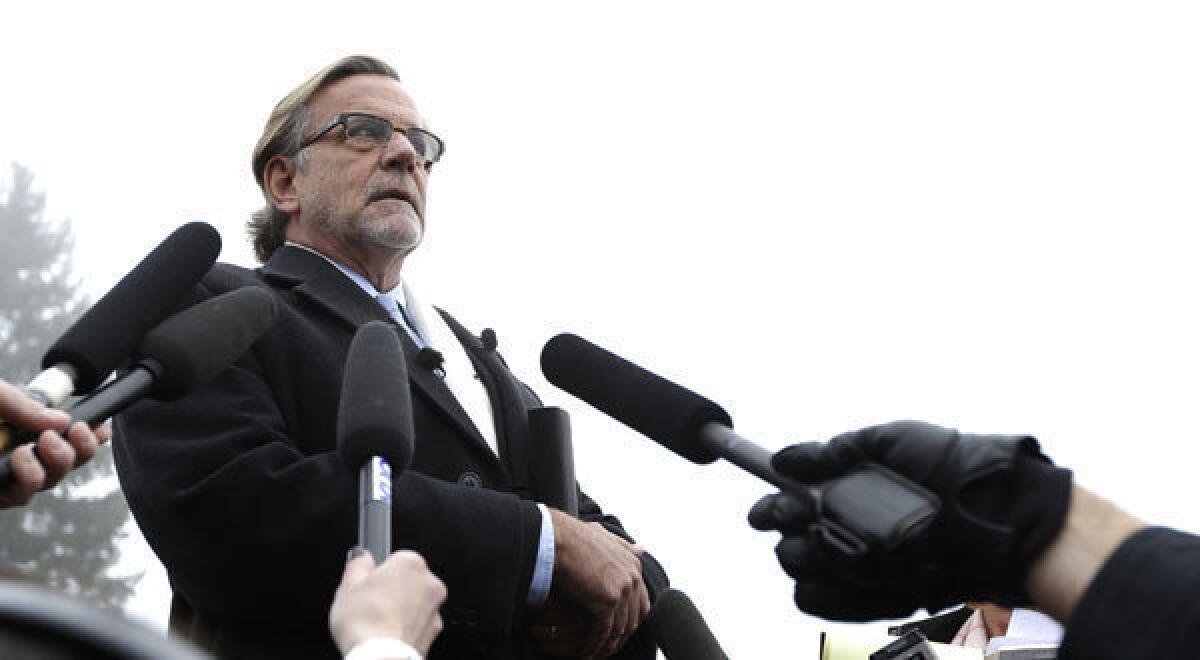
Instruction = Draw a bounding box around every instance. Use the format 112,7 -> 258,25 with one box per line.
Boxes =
969,602 -> 1012,639
329,549 -> 447,657
0,379 -> 111,509
548,510 -> 650,659
748,421 -> 1072,620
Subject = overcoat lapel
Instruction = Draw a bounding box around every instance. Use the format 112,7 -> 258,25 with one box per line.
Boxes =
436,309 -> 534,497
260,247 -> 496,463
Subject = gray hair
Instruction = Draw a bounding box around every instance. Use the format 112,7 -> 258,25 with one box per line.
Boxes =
247,55 -> 400,262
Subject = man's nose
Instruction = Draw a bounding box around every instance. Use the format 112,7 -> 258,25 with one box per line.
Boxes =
381,131 -> 419,171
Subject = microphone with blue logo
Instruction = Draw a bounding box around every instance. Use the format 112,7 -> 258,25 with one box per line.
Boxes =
337,321 -> 416,563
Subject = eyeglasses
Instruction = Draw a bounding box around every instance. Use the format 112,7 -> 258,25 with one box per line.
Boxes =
298,112 -> 445,166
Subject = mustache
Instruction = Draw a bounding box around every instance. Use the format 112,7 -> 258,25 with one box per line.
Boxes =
364,180 -> 421,207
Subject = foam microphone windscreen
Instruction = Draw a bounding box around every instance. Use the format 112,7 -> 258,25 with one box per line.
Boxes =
540,333 -> 730,464
337,321 -> 415,472
136,287 -> 278,401
650,589 -> 729,660
41,222 -> 222,392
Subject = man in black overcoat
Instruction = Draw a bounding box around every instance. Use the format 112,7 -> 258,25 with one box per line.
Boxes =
114,55 -> 666,660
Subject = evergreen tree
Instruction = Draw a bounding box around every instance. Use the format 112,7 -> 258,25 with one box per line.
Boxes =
0,163 -> 137,612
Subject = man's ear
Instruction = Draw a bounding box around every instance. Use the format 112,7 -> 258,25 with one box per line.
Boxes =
264,155 -> 301,215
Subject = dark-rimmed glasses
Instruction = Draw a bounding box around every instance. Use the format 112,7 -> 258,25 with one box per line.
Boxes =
298,112 -> 444,166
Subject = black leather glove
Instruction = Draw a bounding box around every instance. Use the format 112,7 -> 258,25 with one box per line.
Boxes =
748,420 -> 1072,621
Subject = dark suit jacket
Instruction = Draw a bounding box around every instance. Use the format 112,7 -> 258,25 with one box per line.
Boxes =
113,246 -> 667,659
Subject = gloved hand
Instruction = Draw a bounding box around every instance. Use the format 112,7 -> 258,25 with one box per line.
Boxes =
748,420 -> 1072,621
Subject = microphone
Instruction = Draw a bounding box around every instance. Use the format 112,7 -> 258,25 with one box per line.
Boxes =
0,287 -> 278,485
540,333 -> 940,558
649,589 -> 728,660
527,407 -> 578,516
415,347 -> 444,377
337,321 -> 416,563
480,328 -> 498,351
42,221 -> 223,395
1,222 -> 221,451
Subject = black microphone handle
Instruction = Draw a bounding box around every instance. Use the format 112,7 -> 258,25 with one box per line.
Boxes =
700,422 -> 939,557
698,422 -> 797,492
697,423 -> 857,545
651,589 -> 729,660
0,366 -> 157,487
64,366 -> 157,428
358,456 -> 393,563
527,407 -> 579,516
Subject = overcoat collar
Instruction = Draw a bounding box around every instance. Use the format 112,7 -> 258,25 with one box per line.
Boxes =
260,246 -> 499,466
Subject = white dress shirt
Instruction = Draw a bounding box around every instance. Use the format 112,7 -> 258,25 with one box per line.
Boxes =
283,243 -> 555,605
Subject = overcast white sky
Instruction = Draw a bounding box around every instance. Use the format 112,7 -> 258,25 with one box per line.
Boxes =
3,2 -> 1200,657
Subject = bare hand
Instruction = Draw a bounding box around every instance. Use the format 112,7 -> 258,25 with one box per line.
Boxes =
969,602 -> 1013,638
329,549 -> 447,656
0,380 -> 110,509
549,510 -> 650,658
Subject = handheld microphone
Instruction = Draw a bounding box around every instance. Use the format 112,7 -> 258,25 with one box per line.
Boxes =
0,286 -> 278,485
540,333 -> 940,558
527,407 -> 578,516
1,222 -> 221,451
649,589 -> 729,660
337,321 -> 415,563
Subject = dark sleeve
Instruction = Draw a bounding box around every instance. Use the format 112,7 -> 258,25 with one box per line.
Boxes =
1059,526 -> 1200,659
114,356 -> 357,625
114,323 -> 541,638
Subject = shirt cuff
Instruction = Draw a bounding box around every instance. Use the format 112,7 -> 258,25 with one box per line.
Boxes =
527,503 -> 556,606
343,637 -> 423,660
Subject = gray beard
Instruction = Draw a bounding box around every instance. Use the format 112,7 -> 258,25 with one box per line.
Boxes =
357,219 -> 423,251
315,210 -> 424,252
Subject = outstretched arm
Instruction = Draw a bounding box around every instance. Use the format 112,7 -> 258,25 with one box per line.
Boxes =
1025,484 -> 1144,623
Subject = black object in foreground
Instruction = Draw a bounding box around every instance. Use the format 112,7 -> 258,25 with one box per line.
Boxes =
42,221 -> 223,394
1,222 -> 221,453
649,589 -> 729,660
0,579 -> 211,660
337,321 -> 415,563
870,630 -> 936,660
527,406 -> 578,516
540,333 -> 940,557
0,286 -> 278,485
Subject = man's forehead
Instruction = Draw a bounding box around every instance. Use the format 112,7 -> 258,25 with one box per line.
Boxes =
308,74 -> 422,126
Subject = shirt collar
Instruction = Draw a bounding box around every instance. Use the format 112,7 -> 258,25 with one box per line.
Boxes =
284,241 -> 408,307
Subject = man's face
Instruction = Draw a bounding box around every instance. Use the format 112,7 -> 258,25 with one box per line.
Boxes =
292,74 -> 428,254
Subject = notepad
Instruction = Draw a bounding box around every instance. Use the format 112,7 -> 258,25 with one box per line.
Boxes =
820,632 -> 984,660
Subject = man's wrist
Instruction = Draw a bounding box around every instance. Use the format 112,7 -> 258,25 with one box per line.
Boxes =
343,636 -> 423,660
1025,484 -> 1145,622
